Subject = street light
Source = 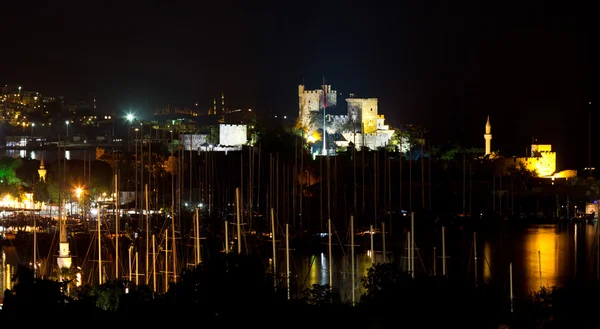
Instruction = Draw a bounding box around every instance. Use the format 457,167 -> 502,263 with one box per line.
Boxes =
31,123 -> 35,138
65,120 -> 70,138
126,113 -> 135,151
75,187 -> 83,219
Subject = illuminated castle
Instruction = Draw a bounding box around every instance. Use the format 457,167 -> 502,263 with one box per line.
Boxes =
513,144 -> 557,177
297,84 -> 337,131
297,84 -> 395,153
484,116 -> 575,179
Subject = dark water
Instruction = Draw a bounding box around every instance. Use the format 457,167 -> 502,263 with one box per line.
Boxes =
2,222 -> 597,302
0,148 -> 96,162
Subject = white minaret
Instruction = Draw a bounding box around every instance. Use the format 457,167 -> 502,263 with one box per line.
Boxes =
484,115 -> 492,156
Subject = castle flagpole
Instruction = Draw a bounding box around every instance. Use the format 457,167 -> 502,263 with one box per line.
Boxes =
322,76 -> 327,156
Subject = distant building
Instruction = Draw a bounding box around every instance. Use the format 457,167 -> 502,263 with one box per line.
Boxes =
484,116 -> 576,179
297,84 -> 395,154
181,134 -> 209,151
219,124 -> 247,146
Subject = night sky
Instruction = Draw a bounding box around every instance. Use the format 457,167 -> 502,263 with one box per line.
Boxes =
0,2 -> 592,169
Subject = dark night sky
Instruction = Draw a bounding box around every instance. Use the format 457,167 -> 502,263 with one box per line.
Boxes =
0,1 -> 592,169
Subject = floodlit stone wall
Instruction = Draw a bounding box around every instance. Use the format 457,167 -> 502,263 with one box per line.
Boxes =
347,98 -> 379,134
297,84 -> 337,131
512,145 -> 557,177
182,134 -> 208,151
339,130 -> 396,150
219,124 -> 247,146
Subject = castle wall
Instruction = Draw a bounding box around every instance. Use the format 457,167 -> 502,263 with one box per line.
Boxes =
513,151 -> 556,177
340,130 -> 395,150
181,134 -> 208,151
326,114 -> 349,134
347,98 -> 378,134
297,85 -> 337,131
219,124 -> 247,146
531,144 -> 552,154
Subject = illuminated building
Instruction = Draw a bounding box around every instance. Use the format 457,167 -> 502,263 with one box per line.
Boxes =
38,154 -> 47,182
484,116 -> 576,179
484,115 -> 492,156
513,144 -> 557,177
297,84 -> 396,153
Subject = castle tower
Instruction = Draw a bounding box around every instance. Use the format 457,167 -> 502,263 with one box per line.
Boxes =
38,154 -> 47,182
484,115 -> 492,156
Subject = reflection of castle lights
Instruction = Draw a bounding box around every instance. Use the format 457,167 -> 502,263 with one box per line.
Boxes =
525,225 -> 557,291
483,241 -> 491,281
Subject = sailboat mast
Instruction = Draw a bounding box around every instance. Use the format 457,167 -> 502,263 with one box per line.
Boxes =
409,148 -> 412,212
170,131 -> 176,281
248,148 -> 252,228
370,225 -> 374,265
195,206 -> 201,264
410,212 -> 415,278
382,222 -> 386,263
399,143 -> 403,215
236,188 -> 242,254
240,153 -> 244,231
327,154 -> 331,226
149,130 -> 152,212
442,226 -> 446,276
353,128 -> 357,213
152,234 -> 156,292
350,215 -> 355,305
362,125 -> 365,213
190,134 -> 193,206
299,135 -> 303,229
428,140 -> 432,211
33,215 -> 37,277
388,157 -> 392,234
115,173 -> 119,280
373,152 -> 377,229
322,77 -> 327,156
328,219 -> 332,288
165,228 -> 169,292
293,138 -> 297,228
135,251 -> 139,286
98,204 -> 102,285
145,184 -> 149,283
257,143 -> 261,214
128,246 -> 132,281
589,101 -> 592,169
285,223 -> 290,300
271,208 -> 276,289
421,131 -> 425,209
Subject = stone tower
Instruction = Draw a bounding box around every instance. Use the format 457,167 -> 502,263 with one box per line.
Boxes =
38,154 -> 47,182
484,115 -> 492,156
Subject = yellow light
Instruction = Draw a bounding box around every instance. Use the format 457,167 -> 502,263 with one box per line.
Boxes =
307,130 -> 321,143
75,187 -> 83,198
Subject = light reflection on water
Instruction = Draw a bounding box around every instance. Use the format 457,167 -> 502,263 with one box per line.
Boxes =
3,222 -> 600,302
0,149 -> 94,162
524,225 -> 559,291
